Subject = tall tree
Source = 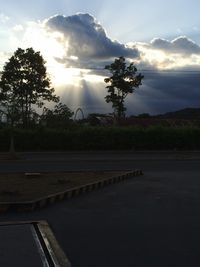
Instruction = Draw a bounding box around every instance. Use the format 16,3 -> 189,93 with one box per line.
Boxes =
104,56 -> 144,119
0,47 -> 59,127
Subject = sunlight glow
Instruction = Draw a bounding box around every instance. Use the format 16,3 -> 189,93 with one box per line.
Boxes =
20,21 -> 105,88
83,73 -> 105,83
23,22 -> 66,58
50,65 -> 83,86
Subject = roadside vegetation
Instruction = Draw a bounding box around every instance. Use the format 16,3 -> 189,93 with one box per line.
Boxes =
0,125 -> 200,151
0,48 -> 200,152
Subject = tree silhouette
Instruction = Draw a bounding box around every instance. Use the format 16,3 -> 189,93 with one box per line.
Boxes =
104,56 -> 144,119
40,102 -> 73,127
0,47 -> 59,127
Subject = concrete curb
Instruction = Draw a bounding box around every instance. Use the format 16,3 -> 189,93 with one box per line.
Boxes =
0,169 -> 143,213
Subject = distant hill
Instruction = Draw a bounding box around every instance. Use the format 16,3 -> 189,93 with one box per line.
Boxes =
155,108 -> 200,120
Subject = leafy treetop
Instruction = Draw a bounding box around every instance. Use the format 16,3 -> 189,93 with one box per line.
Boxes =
104,56 -> 144,119
0,47 -> 59,127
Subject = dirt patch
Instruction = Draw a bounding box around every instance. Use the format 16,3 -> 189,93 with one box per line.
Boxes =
0,171 -> 125,202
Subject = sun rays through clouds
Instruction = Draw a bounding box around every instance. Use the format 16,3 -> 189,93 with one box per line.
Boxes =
1,4 -> 200,115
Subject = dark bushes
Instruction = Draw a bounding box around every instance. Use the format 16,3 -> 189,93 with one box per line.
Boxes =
0,126 -> 200,151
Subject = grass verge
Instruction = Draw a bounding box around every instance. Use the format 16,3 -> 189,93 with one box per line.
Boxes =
0,171 -> 125,202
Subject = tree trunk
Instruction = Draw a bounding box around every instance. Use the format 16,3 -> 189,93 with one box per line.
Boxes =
9,129 -> 18,159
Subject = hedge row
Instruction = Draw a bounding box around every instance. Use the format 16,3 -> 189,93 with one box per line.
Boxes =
1,126 -> 200,151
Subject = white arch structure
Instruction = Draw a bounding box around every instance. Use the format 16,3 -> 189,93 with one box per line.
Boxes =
74,108 -> 85,121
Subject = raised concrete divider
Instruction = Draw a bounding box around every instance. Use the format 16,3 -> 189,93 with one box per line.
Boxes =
0,169 -> 143,213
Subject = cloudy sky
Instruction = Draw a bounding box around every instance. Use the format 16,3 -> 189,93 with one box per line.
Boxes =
1,0 -> 200,115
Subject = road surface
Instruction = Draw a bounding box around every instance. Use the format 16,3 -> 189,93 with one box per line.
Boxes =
0,152 -> 200,266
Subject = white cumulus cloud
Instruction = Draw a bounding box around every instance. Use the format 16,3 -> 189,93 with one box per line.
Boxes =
12,24 -> 24,32
44,13 -> 140,68
0,13 -> 10,24
127,36 -> 200,70
151,36 -> 200,55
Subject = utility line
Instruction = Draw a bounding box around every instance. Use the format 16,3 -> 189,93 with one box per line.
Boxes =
1,63 -> 200,75
47,65 -> 200,73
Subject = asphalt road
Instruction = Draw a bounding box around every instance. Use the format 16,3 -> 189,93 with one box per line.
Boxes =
1,151 -> 200,173
1,152 -> 200,267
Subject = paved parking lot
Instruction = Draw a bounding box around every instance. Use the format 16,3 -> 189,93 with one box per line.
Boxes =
0,152 -> 200,266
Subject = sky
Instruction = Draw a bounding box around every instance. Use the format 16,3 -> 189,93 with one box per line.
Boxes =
1,0 -> 200,115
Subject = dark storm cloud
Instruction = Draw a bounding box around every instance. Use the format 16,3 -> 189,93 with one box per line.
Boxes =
58,69 -> 200,116
127,70 -> 200,115
151,36 -> 200,55
45,13 -> 140,68
143,71 -> 200,101
43,15 -> 200,115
